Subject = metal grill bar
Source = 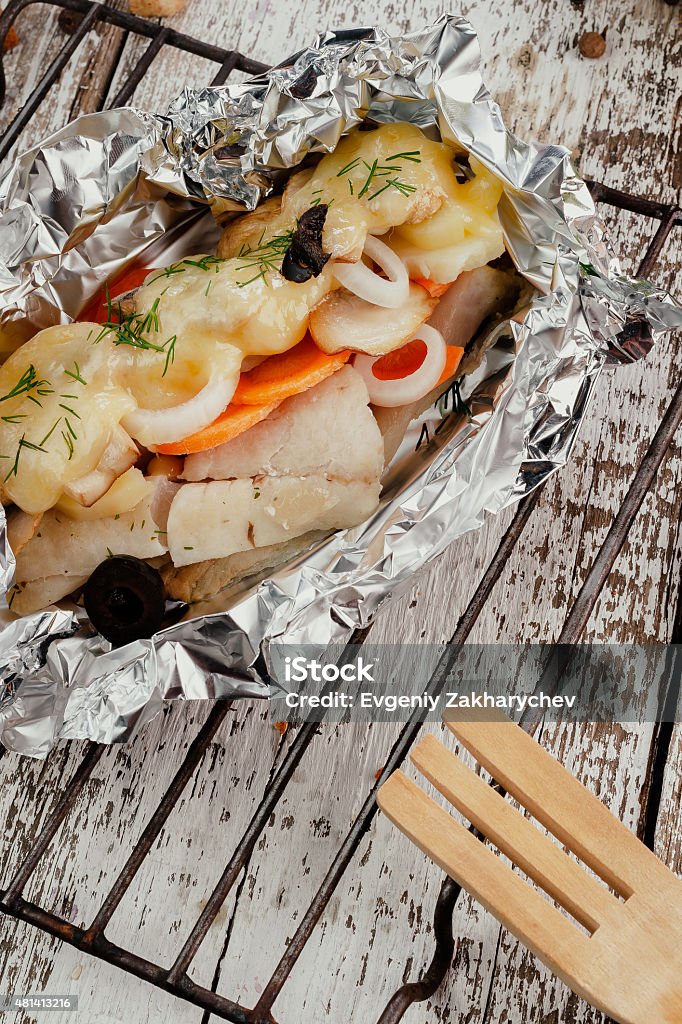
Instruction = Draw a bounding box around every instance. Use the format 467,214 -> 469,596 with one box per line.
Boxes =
2,742 -> 105,906
0,1 -> 100,160
210,52 -> 241,88
165,718 -> 320,985
586,180 -> 682,278
0,0 -> 268,165
1,4 -> 681,1022
0,894 -> 254,1023
107,26 -> 171,109
376,877 -> 460,1024
81,703 -> 230,944
640,213 -> 682,277
557,379 -> 682,646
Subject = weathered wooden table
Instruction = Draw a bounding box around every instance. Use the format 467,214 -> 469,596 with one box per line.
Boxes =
1,1 -> 680,1022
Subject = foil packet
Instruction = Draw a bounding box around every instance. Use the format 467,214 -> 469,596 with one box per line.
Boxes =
1,15 -> 680,756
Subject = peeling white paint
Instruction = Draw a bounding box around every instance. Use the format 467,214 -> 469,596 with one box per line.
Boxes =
0,0 -> 680,1022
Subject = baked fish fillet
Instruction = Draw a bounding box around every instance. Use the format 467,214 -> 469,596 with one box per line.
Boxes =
163,364 -> 384,597
167,476 -> 380,568
11,479 -> 176,614
183,364 -> 383,484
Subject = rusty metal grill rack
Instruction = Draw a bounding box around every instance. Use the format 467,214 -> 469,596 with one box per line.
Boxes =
0,3 -> 680,1022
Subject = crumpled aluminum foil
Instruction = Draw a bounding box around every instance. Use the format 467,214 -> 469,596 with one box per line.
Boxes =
1,15 -> 680,756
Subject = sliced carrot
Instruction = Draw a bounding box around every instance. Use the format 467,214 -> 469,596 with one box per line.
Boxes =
412,277 -> 453,299
370,340 -> 463,389
78,265 -> 152,323
233,335 -> 351,406
372,339 -> 427,381
150,336 -> 350,455
436,345 -> 465,387
155,401 -> 282,456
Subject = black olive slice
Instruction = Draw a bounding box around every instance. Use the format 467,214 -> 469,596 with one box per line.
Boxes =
281,249 -> 313,282
281,204 -> 330,282
84,555 -> 165,647
609,318 -> 653,363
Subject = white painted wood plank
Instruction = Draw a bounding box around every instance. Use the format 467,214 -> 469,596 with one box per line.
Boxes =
0,1 -> 680,1023
0,0 -> 131,173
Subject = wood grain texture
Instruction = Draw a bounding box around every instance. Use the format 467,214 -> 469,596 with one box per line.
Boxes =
378,732 -> 682,1024
0,0 -> 131,166
0,1 -> 680,1023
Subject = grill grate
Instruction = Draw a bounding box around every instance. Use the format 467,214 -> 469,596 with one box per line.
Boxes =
1,4 -> 681,1022
0,0 -> 268,164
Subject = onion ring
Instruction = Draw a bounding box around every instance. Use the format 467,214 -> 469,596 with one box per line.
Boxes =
353,324 -> 446,407
332,235 -> 409,309
123,374 -> 237,447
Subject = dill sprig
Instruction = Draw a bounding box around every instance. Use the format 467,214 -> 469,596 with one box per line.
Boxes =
58,402 -> 81,421
4,435 -> 47,481
146,254 -> 224,286
235,228 -> 296,287
309,189 -> 334,210
163,335 -> 177,377
61,428 -> 75,460
336,149 -> 421,202
180,256 -> 223,272
64,361 -> 88,386
0,364 -> 53,407
39,418 -> 61,447
0,366 -> 57,479
0,364 -> 87,475
439,377 -> 470,417
386,150 -> 422,163
36,402 -> 81,460
96,293 -> 177,377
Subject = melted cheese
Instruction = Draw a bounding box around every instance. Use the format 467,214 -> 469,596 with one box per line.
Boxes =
389,155 -> 505,282
223,125 -> 504,276
130,261 -> 335,410
0,123 -> 505,516
0,324 -> 134,514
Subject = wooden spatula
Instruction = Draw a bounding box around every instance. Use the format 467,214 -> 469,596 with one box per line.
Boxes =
377,711 -> 682,1024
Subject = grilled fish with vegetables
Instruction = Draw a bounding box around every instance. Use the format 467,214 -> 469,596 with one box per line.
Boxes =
1,122 -> 523,639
